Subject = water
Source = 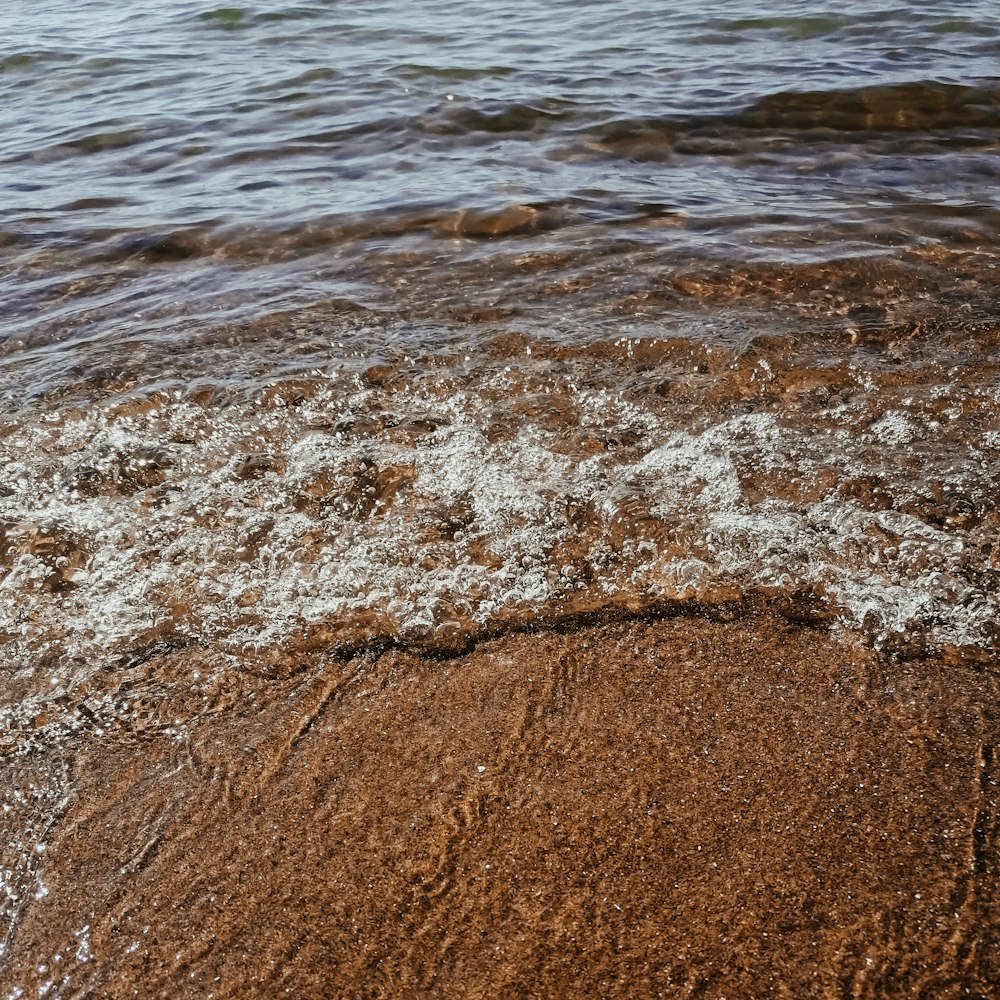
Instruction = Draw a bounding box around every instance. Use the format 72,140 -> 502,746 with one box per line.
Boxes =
2,2 -> 1000,974
3,0 -> 1000,662
3,1 -> 999,347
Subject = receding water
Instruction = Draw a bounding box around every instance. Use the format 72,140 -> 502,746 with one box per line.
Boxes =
3,1 -> 1000,991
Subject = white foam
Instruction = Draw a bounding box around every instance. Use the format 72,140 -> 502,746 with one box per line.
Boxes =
0,356 -> 997,741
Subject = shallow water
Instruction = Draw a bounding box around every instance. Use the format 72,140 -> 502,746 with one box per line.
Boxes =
2,0 -> 999,348
2,1 -> 999,700
2,2 -> 1000,988
3,0 -> 1000,723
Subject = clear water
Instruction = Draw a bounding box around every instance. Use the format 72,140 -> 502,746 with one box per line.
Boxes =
2,0 -> 1000,768
4,2 -> 1000,986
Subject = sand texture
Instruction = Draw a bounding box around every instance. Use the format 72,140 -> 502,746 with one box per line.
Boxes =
3,611 -> 997,998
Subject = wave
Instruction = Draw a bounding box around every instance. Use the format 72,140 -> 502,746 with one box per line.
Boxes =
730,79 -> 1000,131
421,80 -> 1000,146
2,326 -> 997,732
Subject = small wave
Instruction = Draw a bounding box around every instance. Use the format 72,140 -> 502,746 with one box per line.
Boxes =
733,80 -> 1000,132
711,14 -> 849,39
585,80 -> 1000,164
55,196 -> 133,212
2,325 -> 997,723
426,100 -> 574,137
0,50 -> 77,73
196,7 -> 249,29
392,63 -> 517,82
195,5 -> 333,31
98,228 -> 217,263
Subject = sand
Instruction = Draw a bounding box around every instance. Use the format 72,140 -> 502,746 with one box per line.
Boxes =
2,610 -> 997,998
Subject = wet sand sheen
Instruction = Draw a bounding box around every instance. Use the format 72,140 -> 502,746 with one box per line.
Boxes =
3,612 -> 997,997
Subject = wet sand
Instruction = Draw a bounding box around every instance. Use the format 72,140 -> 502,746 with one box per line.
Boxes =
3,610 -> 997,998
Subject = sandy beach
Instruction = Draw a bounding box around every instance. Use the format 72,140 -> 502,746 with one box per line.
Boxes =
4,609 -> 996,997
3,3 -> 1000,995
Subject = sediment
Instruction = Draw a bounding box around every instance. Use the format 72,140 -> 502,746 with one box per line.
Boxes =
2,611 -> 997,998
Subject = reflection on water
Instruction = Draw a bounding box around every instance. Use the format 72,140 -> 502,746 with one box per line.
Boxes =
0,0 -> 999,345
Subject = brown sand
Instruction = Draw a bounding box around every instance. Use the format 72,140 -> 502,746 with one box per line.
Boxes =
3,611 -> 998,998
